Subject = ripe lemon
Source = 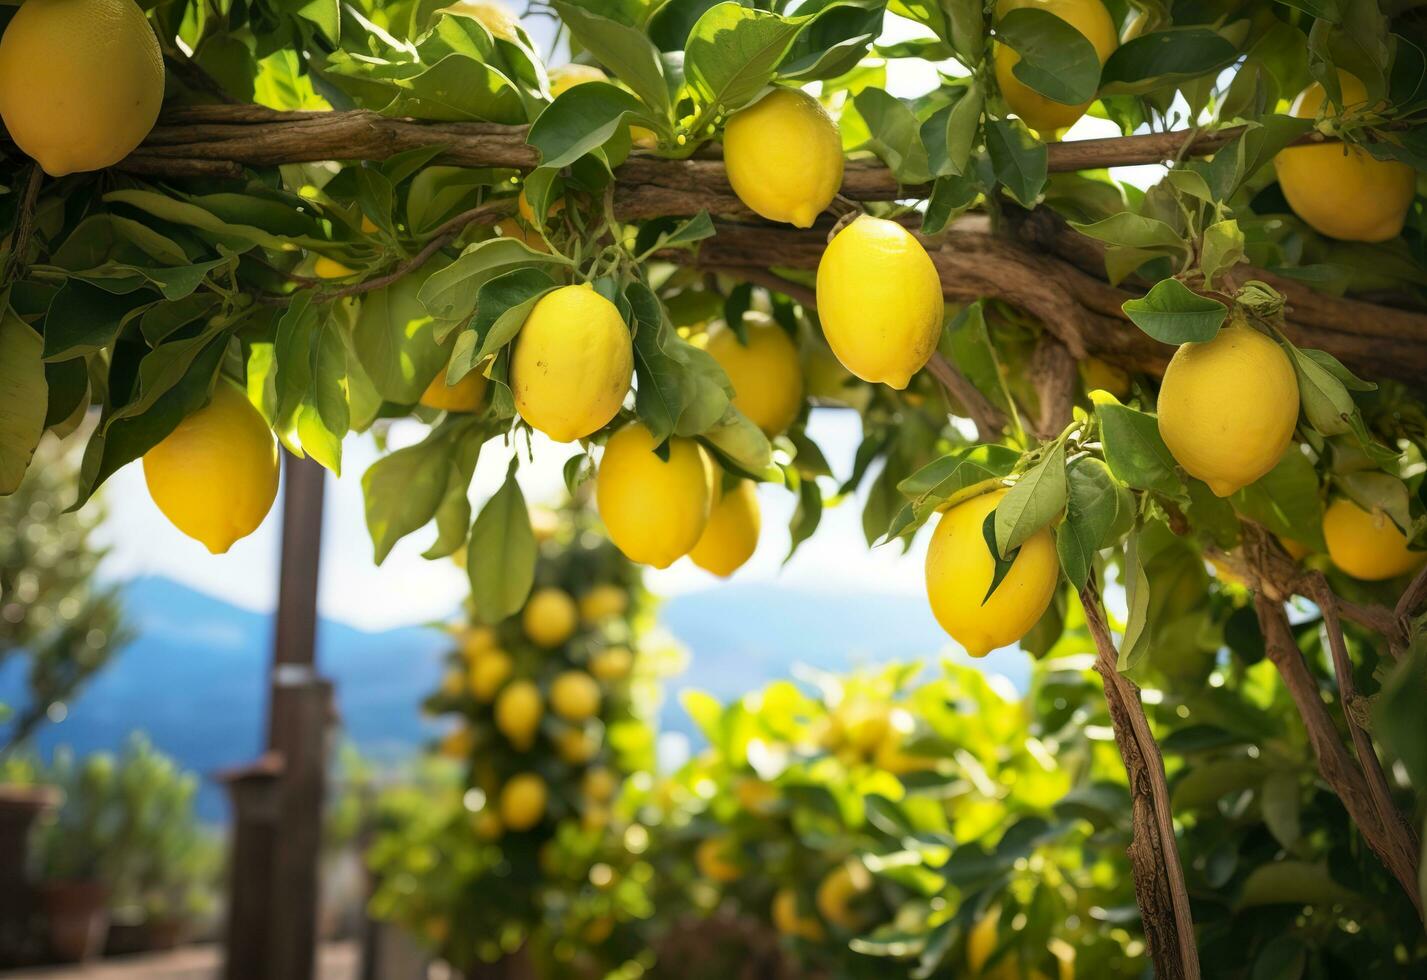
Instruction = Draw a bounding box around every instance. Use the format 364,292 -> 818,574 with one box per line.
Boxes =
313,256 -> 355,279
772,888 -> 825,942
695,836 -> 743,883
0,0 -> 164,177
512,284 -> 633,442
442,0 -> 518,40
142,381 -> 279,555
702,313 -> 803,435
589,646 -> 634,682
816,215 -> 944,389
1323,498 -> 1425,581
1275,71 -> 1416,243
517,187 -> 564,227
499,773 -> 548,831
992,0 -> 1117,135
550,670 -> 601,721
722,87 -> 843,228
419,364 -> 487,413
468,649 -> 513,701
689,480 -> 761,577
472,809 -> 503,840
816,862 -> 872,930
548,62 -> 607,98
583,766 -> 617,802
925,489 -> 1059,657
493,218 -> 550,254
554,726 -> 600,764
1156,321 -> 1299,497
578,584 -> 628,623
1079,356 -> 1130,398
522,587 -> 578,647
438,726 -> 473,759
495,679 -> 543,750
460,625 -> 498,658
596,423 -> 714,569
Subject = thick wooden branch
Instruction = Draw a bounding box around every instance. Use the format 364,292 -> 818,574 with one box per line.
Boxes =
1081,582 -> 1200,980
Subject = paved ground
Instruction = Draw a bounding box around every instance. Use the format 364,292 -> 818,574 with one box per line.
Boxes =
0,942 -> 359,979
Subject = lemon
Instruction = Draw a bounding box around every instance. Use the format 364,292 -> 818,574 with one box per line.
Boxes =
1275,71 -> 1417,243
522,587 -> 578,647
589,646 -> 634,682
550,670 -> 601,721
517,187 -> 564,227
495,679 -> 543,750
548,62 -> 607,98
772,888 -> 825,942
702,313 -> 804,435
0,0 -> 164,177
596,423 -> 714,569
1079,356 -> 1130,398
1156,321 -> 1299,497
967,906 -> 1001,974
440,668 -> 466,698
816,215 -> 944,389
472,810 -> 503,840
313,256 -> 354,279
695,837 -> 743,883
512,284 -> 633,442
499,773 -> 548,831
554,726 -> 600,764
689,480 -> 761,577
993,0 -> 1117,135
442,0 -> 518,39
360,215 -> 380,235
493,218 -> 550,254
142,380 -> 280,555
925,489 -> 1060,657
438,727 -> 473,759
419,364 -> 487,413
583,766 -> 617,802
460,625 -> 498,658
723,87 -> 844,228
1323,498 -> 1424,581
733,776 -> 777,815
578,584 -> 628,623
468,649 -> 513,701
816,861 -> 872,930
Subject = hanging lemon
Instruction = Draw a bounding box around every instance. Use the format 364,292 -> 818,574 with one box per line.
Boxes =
702,313 -> 804,436
550,670 -> 601,721
689,480 -> 761,577
596,423 -> 714,569
993,0 -> 1118,135
495,680 -> 543,750
1322,498 -> 1425,581
722,87 -> 844,228
499,773 -> 548,831
419,364 -> 488,413
522,588 -> 578,647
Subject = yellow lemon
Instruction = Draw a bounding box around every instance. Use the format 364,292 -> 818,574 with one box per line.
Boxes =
493,218 -> 550,253
596,423 -> 714,569
816,861 -> 873,930
0,0 -> 164,177
695,836 -> 743,883
313,256 -> 355,279
1280,537 -> 1312,560
1275,71 -> 1417,243
578,584 -> 629,623
468,649 -> 513,701
495,679 -> 543,750
1323,498 -> 1424,581
460,625 -> 498,658
733,776 -> 777,815
1156,321 -> 1299,497
438,727 -> 473,759
442,0 -> 518,40
517,187 -> 564,227
925,489 -> 1060,657
1079,356 -> 1130,398
512,284 -> 633,442
472,809 -> 503,840
967,906 -> 1001,974
689,480 -> 761,577
522,587 -> 578,647
992,0 -> 1117,135
772,888 -> 825,942
554,726 -> 600,764
816,215 -> 944,389
419,364 -> 487,413
550,670 -> 602,721
583,766 -> 617,802
499,773 -> 548,831
548,62 -> 607,98
589,646 -> 634,682
142,381 -> 280,554
360,215 -> 379,234
722,87 -> 843,228
703,313 -> 804,435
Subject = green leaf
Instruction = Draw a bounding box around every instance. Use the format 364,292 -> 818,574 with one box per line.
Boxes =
1119,531 -> 1151,672
552,1 -> 670,116
43,280 -> 152,361
779,1 -> 882,82
1373,640 -> 1427,790
1260,772 -> 1302,850
854,88 -> 932,183
1121,278 -> 1227,345
1070,212 -> 1186,251
353,256 -> 454,404
1101,28 -> 1239,91
996,7 -> 1101,106
995,439 -> 1066,556
1287,342 -> 1355,437
985,118 -> 1046,206
465,268 -> 558,366
1098,402 -> 1182,497
1056,457 -> 1128,591
1200,219 -> 1245,289
889,443 -> 1019,541
786,473 -> 823,562
922,81 -> 982,178
629,282 -> 731,442
527,82 -> 654,170
362,422 -> 469,564
981,508 -> 1018,605
0,312 -> 48,494
467,463 -> 536,623
1339,471 -> 1412,534
685,4 -> 806,112
1232,449 -> 1326,552
418,238 -> 562,324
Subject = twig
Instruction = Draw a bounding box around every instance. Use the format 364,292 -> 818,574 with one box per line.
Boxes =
925,352 -> 1007,442
1080,581 -> 1200,980
1027,336 -> 1077,442
1394,561 -> 1427,627
3,164 -> 44,286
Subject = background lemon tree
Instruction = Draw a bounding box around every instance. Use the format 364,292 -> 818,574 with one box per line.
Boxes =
0,0 -> 1426,976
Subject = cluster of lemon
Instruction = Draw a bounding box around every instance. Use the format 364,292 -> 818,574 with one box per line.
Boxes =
434,573 -> 637,839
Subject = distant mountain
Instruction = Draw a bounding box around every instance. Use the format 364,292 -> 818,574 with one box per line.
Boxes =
1,577 -> 1030,821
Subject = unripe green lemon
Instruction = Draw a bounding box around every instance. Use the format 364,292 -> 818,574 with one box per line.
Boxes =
512,284 -> 633,442
596,423 -> 714,569
550,670 -> 601,721
0,0 -> 164,176
499,773 -> 547,831
925,489 -> 1059,657
1274,71 -> 1417,243
689,480 -> 761,577
722,87 -> 844,228
522,588 -> 577,647
816,215 -> 944,389
1323,498 -> 1425,581
142,381 -> 280,555
993,0 -> 1117,135
702,313 -> 804,435
1156,321 -> 1299,497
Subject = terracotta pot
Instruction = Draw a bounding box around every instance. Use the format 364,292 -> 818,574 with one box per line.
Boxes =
0,785 -> 60,967
40,880 -> 110,963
